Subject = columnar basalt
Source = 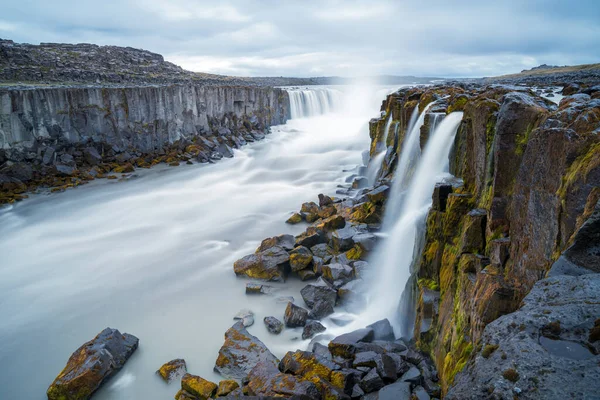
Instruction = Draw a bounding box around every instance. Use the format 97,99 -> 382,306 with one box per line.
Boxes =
368,83 -> 600,394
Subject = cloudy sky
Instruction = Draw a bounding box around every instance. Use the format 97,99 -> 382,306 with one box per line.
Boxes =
2,0 -> 599,78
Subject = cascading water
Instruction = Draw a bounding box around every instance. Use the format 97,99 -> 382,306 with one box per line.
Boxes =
363,112 -> 464,334
365,113 -> 395,185
287,87 -> 343,118
382,102 -> 436,227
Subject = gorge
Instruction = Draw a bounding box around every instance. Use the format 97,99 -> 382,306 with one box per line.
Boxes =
0,39 -> 599,400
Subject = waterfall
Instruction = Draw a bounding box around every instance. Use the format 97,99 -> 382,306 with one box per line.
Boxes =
382,102 -> 435,227
286,87 -> 343,118
363,112 -> 464,334
365,151 -> 386,185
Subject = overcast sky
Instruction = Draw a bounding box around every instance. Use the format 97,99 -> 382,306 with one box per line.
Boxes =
2,0 -> 599,78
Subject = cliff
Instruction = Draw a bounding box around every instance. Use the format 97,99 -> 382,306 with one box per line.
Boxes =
368,83 -> 600,395
0,84 -> 290,203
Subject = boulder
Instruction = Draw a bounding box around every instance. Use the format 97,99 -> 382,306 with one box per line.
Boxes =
214,321 -> 278,380
367,319 -> 395,341
352,351 -> 379,368
233,246 -> 289,282
286,213 -> 303,224
284,302 -> 309,327
400,366 -> 422,384
359,368 -> 384,393
352,233 -> 377,252
47,328 -> 138,400
55,164 -> 76,176
216,380 -> 239,397
175,374 -> 218,400
329,328 -> 375,358
300,278 -> 337,309
302,321 -> 326,340
83,147 -> 102,165
156,358 -> 187,383
308,299 -> 335,320
310,243 -> 335,263
330,226 -> 358,252
378,381 -> 412,400
316,215 -> 346,231
264,316 -> 284,334
247,360 -> 320,398
298,269 -> 317,281
301,201 -> 320,214
322,263 -> 354,283
289,246 -> 313,272
245,283 -> 274,295
319,193 -> 334,207
256,234 -> 295,252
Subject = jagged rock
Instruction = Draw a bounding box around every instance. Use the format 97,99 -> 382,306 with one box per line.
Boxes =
378,380 -> 412,400
412,386 -> 431,400
310,243 -> 335,261
353,351 -> 379,368
319,193 -> 334,207
247,360 -> 320,398
359,368 -> 384,393
216,380 -> 239,397
432,183 -> 453,211
279,350 -> 339,378
264,316 -> 284,334
351,383 -> 365,399
298,269 -> 317,281
375,354 -> 398,382
256,234 -> 295,252
316,215 -> 346,231
245,283 -> 274,294
296,232 -> 324,248
47,328 -> 139,400
367,319 -> 395,341
352,261 -> 370,278
330,226 -> 358,252
302,321 -> 326,340
329,328 -> 375,358
214,321 -> 278,380
399,366 -> 422,384
175,374 -> 218,400
286,213 -> 303,224
322,263 -> 354,283
300,277 -> 337,309
352,232 -> 377,252
233,245 -> 289,282
289,246 -> 313,272
156,358 -> 187,383
308,299 -> 335,320
284,302 -> 309,327
301,201 -> 320,214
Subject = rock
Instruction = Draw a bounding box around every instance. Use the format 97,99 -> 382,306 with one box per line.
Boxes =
301,201 -> 320,214
319,193 -> 334,207
264,316 -> 284,334
279,350 -> 339,378
176,373 -> 218,400
330,226 -> 358,252
412,385 -> 431,400
233,246 -> 289,282
322,263 -> 354,283
217,143 -> 234,158
245,283 -> 274,294
256,234 -> 295,252
47,328 -> 139,400
351,383 -> 365,399
296,232 -> 325,248
83,147 -> 102,165
365,185 -> 390,204
375,354 -> 398,382
233,309 -> 254,326
286,213 -> 303,224
300,277 -> 337,309
317,215 -> 346,231
308,299 -> 335,320
55,164 -> 76,176
216,379 -> 239,397
352,261 -> 370,278
297,269 -> 317,281
400,366 -> 422,384
156,358 -> 187,383
247,360 -> 320,398
214,321 -> 278,380
352,351 -> 379,368
352,233 -> 377,252
302,321 -> 326,340
329,328 -> 375,358
284,302 -> 309,327
310,243 -> 335,262
378,381 -> 412,400
489,237 -> 511,267
289,246 -> 313,272
360,368 -> 384,393
432,183 -> 453,211
367,319 -> 395,341
42,147 -> 56,165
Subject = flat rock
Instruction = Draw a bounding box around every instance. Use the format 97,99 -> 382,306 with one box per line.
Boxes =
214,321 -> 278,380
378,380 -> 411,400
47,328 -> 139,400
329,328 -> 375,358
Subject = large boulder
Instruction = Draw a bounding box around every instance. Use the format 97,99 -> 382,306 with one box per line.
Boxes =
329,328 -> 375,359
175,373 -> 218,400
233,245 -> 289,282
256,234 -> 295,252
246,360 -> 320,398
214,321 -> 278,380
289,246 -> 313,272
300,277 -> 337,309
47,328 -> 139,400
284,302 -> 309,327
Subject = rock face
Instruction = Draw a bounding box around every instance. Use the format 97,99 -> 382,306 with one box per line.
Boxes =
214,321 -> 278,380
47,327 -> 139,400
447,274 -> 600,400
368,84 -> 600,395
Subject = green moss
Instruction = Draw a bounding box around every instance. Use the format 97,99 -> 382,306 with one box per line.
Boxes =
557,142 -> 600,201
502,368 -> 519,382
418,278 -> 440,291
448,96 -> 468,113
515,123 -> 534,156
482,344 -> 499,358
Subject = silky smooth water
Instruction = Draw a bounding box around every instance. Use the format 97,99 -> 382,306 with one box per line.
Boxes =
0,85 -> 401,399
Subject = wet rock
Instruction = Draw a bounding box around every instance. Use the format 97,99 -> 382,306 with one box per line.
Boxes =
156,358 -> 187,383
300,277 -> 337,309
214,321 -> 278,380
279,350 -> 339,378
55,164 -> 76,176
317,215 -> 346,231
297,269 -> 317,281
360,368 -> 384,393
296,232 -> 324,248
322,263 -> 354,283
329,328 -> 375,358
247,360 -> 320,398
264,316 -> 284,334
233,309 -> 254,326
216,380 -> 239,397
337,279 -> 365,306
176,373 -> 218,400
233,245 -> 289,282
352,351 -> 379,368
284,302 -> 309,327
352,261 -> 370,278
400,366 -> 422,384
310,243 -> 335,263
83,147 -> 102,165
432,183 -> 453,212
47,328 -> 139,400
367,319 -> 395,341
302,321 -> 326,340
286,213 -> 303,224
319,193 -> 334,207
330,226 -> 358,252
308,299 -> 335,320
217,143 -> 234,158
364,185 -> 390,204
412,385 -> 431,400
301,201 -> 320,214
289,246 -> 313,272
378,380 -> 411,400
256,234 -> 295,252
351,383 -> 365,399
245,283 -> 274,295
375,354 -> 398,382
352,232 -> 377,252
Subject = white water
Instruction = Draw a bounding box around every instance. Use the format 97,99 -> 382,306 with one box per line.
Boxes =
325,111 -> 464,337
287,87 -> 343,118
0,85 -> 401,400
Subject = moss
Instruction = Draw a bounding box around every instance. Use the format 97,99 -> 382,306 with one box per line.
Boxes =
481,344 -> 499,358
502,368 -> 519,382
345,244 -> 365,260
515,123 -> 534,156
448,96 -> 468,113
557,142 -> 600,201
286,213 -> 303,224
418,278 -> 440,291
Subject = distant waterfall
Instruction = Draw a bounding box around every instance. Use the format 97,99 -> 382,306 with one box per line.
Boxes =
363,112 -> 464,335
286,87 -> 343,118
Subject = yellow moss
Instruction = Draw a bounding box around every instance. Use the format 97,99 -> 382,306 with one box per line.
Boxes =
418,278 -> 440,291
345,244 -> 365,260
557,142 -> 600,201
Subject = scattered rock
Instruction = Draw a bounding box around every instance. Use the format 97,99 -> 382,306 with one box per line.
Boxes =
302,321 -> 326,340
289,246 -> 313,272
156,358 -> 187,383
233,245 -> 289,282
300,277 -> 337,309
264,316 -> 284,334
176,373 -> 218,400
284,302 -> 309,327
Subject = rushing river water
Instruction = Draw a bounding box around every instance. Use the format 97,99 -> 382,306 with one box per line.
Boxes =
0,85 -> 398,399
